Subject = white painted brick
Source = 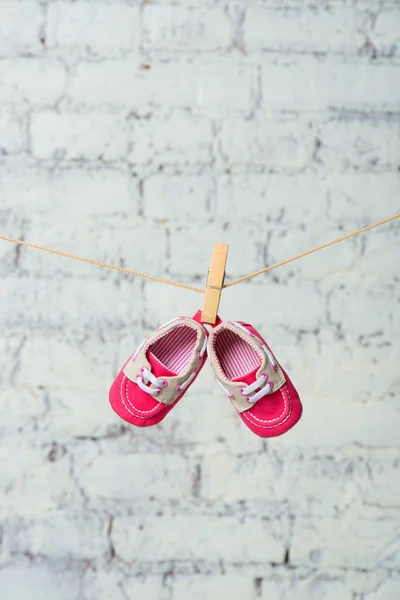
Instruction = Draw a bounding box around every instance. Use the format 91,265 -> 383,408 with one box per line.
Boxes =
0,1 -> 43,55
129,113 -> 212,165
201,453 -> 279,502
0,59 -> 66,105
143,5 -> 230,50
69,59 -> 140,107
372,8 -> 400,56
220,119 -> 316,169
82,572 -> 163,600
291,515 -> 400,569
0,162 -> 135,218
137,59 -> 256,114
0,278 -> 140,332
245,7 -> 363,54
0,386 -> 44,439
30,111 -> 128,160
261,61 -> 400,111
0,109 -> 25,154
216,173 -> 399,225
113,515 -> 285,562
319,118 -> 400,170
143,174 -> 213,220
48,2 -> 139,54
70,58 -> 256,113
172,575 -> 254,600
79,453 -> 192,500
360,458 -> 400,509
0,565 -> 79,600
328,283 -> 395,336
366,577 -> 400,600
5,512 -> 108,560
216,173 -> 327,224
260,574 -> 352,600
11,334 -> 116,392
0,444 -> 79,516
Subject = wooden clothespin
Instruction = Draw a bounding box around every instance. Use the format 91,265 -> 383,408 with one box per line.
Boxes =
201,243 -> 229,324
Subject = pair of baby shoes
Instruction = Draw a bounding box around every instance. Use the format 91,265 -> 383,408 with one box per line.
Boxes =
109,311 -> 302,438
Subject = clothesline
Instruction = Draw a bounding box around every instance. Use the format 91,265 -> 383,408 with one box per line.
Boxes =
0,212 -> 399,293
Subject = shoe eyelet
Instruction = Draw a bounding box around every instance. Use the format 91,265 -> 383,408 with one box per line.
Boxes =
155,388 -> 162,395
260,371 -> 268,380
240,388 -> 246,396
160,378 -> 168,388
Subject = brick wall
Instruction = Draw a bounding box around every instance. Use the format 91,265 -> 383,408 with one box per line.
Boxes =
0,1 -> 399,599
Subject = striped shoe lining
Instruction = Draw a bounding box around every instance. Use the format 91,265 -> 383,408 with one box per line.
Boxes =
215,329 -> 260,380
149,325 -> 198,374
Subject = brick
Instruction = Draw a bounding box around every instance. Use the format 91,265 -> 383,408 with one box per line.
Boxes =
70,58 -> 256,113
244,6 -> 363,54
0,443 -> 79,516
220,119 -> 316,169
113,515 -> 285,563
372,8 -> 400,56
79,453 -> 192,500
366,578 -> 400,600
261,60 -> 400,111
69,59 -> 140,107
128,113 -> 212,165
143,5 -> 230,50
48,2 -> 139,54
172,575 -> 254,600
4,512 -> 108,560
82,571 -> 163,600
0,278 -> 140,332
318,118 -> 400,171
0,59 -> 66,105
0,162 -> 135,218
0,108 -> 25,154
291,515 -> 400,569
143,174 -> 214,220
30,110 -> 128,161
260,573 -> 352,600
0,565 -> 79,600
201,453 -> 280,502
0,1 -> 43,55
360,458 -> 400,509
216,173 -> 399,225
10,334 -> 117,392
328,283 -> 395,336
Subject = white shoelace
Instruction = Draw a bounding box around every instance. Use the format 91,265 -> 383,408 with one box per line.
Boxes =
241,374 -> 272,403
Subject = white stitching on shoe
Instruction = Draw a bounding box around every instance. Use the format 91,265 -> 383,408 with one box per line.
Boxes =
120,375 -> 162,418
240,385 -> 293,428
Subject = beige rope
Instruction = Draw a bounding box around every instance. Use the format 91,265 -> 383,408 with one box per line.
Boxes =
0,235 -> 206,293
0,212 -> 399,292
224,212 -> 400,288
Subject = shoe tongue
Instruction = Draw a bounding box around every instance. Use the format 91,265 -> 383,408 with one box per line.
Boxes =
147,352 -> 177,378
232,365 -> 259,386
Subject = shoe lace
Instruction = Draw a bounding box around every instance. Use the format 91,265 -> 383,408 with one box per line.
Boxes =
136,367 -> 167,396
241,373 -> 273,403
